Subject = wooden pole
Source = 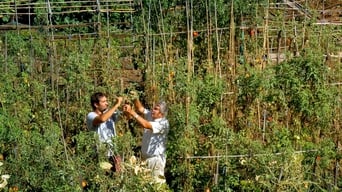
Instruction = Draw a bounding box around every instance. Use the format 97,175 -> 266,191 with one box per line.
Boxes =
228,0 -> 236,123
186,0 -> 193,126
228,0 -> 235,76
214,0 -> 222,78
206,0 -> 212,70
263,0 -> 269,69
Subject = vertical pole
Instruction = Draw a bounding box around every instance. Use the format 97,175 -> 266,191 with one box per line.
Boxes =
158,0 -> 168,67
263,109 -> 267,142
96,0 -> 101,33
14,0 -> 18,33
257,100 -> 261,135
206,0 -> 212,69
4,33 -> 8,73
214,0 -> 221,78
228,0 -> 235,76
263,0 -> 269,69
46,0 -> 69,162
228,0 -> 236,125
214,154 -> 219,185
186,0 -> 193,126
46,0 -> 54,90
334,141 -> 340,187
106,0 -> 110,66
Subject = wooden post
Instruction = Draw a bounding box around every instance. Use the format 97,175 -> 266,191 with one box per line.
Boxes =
263,0 -> 269,69
186,0 -> 193,126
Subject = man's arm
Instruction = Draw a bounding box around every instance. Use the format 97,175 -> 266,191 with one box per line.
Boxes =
123,104 -> 152,129
93,97 -> 123,126
133,99 -> 145,114
129,91 -> 144,114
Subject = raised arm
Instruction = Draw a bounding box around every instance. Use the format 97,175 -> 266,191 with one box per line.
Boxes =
133,99 -> 145,114
129,91 -> 144,114
92,97 -> 123,126
123,104 -> 152,129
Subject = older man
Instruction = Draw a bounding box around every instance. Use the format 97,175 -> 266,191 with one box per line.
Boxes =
123,97 -> 169,182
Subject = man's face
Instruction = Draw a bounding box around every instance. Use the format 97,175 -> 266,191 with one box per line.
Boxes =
151,105 -> 163,119
96,96 -> 108,112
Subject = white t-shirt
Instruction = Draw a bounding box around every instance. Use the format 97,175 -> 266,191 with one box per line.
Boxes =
86,111 -> 119,144
141,109 -> 169,159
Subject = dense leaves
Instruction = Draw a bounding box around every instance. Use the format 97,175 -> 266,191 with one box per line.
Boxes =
0,0 -> 341,191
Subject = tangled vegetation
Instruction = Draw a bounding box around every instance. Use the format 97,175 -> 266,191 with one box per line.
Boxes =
0,0 -> 341,191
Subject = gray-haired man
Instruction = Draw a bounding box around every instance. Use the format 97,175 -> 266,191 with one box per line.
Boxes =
123,98 -> 169,183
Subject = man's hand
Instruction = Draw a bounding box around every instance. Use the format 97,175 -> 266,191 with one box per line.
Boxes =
115,96 -> 123,106
123,104 -> 133,114
123,104 -> 152,129
129,91 -> 139,100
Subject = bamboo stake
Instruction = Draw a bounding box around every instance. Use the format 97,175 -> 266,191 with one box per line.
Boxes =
157,0 -> 168,98
4,33 -> 8,73
228,0 -> 235,76
106,0 -> 110,67
139,0 -> 149,101
47,0 -> 69,162
301,10 -> 306,50
28,0 -> 33,72
257,99 -> 261,135
206,0 -> 212,71
263,0 -> 269,69
228,0 -> 236,123
293,14 -> 299,57
186,0 -> 193,126
14,0 -> 19,33
152,36 -> 156,103
47,0 -> 54,90
283,9 -> 287,60
214,153 -> 219,185
158,0 -> 168,66
214,0 -> 222,79
276,30 -> 281,65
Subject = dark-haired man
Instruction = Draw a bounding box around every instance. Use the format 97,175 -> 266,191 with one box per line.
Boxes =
86,92 -> 123,171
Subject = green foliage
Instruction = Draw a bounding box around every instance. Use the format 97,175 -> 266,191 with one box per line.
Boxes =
0,1 -> 341,191
271,54 -> 336,130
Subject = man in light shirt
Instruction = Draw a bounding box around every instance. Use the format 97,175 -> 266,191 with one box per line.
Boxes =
123,97 -> 169,182
86,92 -> 123,172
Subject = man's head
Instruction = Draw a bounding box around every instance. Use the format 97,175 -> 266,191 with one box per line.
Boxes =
151,101 -> 168,119
90,92 -> 108,112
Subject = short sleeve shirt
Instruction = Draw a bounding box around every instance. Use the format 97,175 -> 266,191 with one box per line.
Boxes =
141,109 -> 169,159
86,111 -> 118,144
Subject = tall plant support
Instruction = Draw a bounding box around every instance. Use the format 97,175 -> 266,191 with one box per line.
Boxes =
206,0 -> 213,71
228,0 -> 236,125
228,0 -> 235,76
214,0 -> 222,79
46,0 -> 70,162
263,0 -> 270,69
158,0 -> 168,67
106,0 -> 111,67
185,0 -> 194,190
185,0 -> 194,127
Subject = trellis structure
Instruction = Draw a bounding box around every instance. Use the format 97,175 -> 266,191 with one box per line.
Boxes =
0,0 -> 340,64
1,0 -> 341,143
0,0 -> 139,89
0,0 -> 135,40
1,1 -> 341,130
0,1 -> 341,190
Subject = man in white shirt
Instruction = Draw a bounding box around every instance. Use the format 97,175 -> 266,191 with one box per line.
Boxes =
123,98 -> 169,182
86,92 -> 123,172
